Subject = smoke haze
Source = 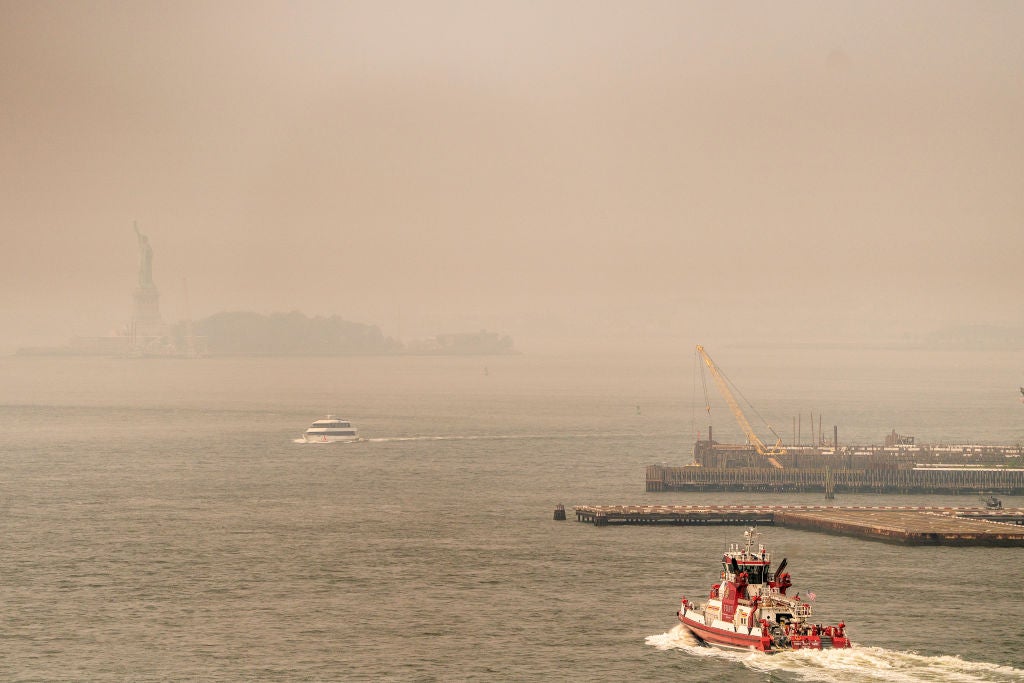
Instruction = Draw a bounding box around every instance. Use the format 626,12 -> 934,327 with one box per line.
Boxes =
2,1 -> 1022,352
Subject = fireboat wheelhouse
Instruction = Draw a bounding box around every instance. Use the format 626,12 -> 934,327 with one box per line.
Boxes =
677,528 -> 851,653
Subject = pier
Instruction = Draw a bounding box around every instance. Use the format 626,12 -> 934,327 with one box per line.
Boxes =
572,504 -> 1024,546
646,464 -> 1024,494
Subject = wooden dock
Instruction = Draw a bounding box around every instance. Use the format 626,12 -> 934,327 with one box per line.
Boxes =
572,505 -> 1024,546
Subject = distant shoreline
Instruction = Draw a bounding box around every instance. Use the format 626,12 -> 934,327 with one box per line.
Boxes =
12,348 -> 520,358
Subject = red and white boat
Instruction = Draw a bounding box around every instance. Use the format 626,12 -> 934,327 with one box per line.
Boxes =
677,528 -> 851,653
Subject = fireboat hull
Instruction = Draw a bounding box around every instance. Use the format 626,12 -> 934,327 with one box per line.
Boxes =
679,614 -> 770,652
679,612 -> 849,653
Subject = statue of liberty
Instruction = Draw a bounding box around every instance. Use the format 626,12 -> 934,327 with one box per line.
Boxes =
130,221 -> 163,340
134,222 -> 153,288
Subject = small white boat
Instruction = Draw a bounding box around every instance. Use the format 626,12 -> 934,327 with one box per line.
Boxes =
301,415 -> 359,443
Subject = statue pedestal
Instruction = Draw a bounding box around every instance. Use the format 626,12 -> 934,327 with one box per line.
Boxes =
132,284 -> 165,338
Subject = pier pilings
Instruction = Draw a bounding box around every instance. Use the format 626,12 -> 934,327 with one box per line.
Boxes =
645,465 -> 1024,495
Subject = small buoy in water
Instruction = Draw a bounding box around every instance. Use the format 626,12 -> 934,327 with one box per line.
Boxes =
553,503 -> 566,521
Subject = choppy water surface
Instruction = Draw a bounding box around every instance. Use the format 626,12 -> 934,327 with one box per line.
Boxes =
0,349 -> 1022,681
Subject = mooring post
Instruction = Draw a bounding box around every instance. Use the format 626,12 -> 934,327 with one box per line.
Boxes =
553,503 -> 566,521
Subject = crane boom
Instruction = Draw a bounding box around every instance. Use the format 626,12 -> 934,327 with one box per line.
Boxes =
696,345 -> 784,469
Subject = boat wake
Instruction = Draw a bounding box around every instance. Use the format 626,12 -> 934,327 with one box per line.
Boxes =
291,438 -> 363,444
646,625 -> 1022,682
292,434 -> 619,444
363,433 -> 633,443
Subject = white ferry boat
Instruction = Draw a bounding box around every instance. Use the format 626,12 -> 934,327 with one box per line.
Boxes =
301,415 -> 359,443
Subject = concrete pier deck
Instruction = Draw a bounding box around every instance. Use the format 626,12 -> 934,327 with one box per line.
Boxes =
572,505 -> 1024,546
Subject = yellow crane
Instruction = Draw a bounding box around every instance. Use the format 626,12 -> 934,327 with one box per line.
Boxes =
696,344 -> 785,469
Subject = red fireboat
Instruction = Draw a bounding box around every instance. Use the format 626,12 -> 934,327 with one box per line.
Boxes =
677,527 -> 851,653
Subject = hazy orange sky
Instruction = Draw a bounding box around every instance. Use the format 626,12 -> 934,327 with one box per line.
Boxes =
2,1 -> 1021,352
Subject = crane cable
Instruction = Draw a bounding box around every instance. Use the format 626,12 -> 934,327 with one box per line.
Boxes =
712,361 -> 784,446
698,346 -> 712,417
704,348 -> 782,448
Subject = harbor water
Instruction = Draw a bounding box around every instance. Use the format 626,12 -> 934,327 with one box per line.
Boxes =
1,348 -> 1022,681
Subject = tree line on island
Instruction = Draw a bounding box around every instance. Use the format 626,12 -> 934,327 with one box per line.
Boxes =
170,311 -> 514,356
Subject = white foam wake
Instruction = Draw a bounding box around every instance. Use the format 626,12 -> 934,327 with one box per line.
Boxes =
363,433 -> 632,443
292,434 -> 540,444
292,435 -> 532,444
291,437 -> 362,444
646,625 -> 1022,682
